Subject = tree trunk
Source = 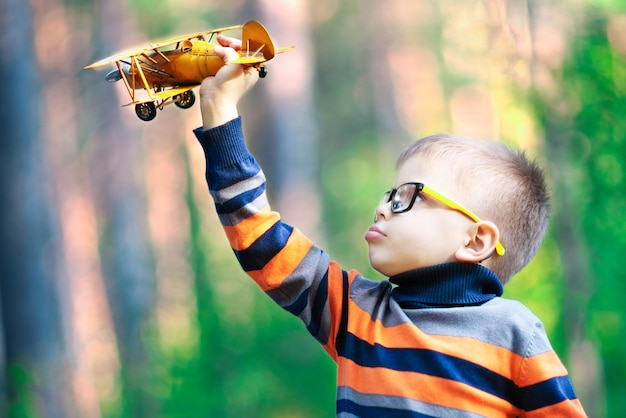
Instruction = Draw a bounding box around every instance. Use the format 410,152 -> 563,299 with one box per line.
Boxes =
83,0 -> 156,414
0,0 -> 73,415
252,0 -> 321,240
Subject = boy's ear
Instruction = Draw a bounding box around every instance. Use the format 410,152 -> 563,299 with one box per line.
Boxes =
455,221 -> 500,263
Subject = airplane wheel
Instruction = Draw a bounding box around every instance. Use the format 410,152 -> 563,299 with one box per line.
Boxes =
135,102 -> 157,121
259,66 -> 268,78
174,90 -> 195,109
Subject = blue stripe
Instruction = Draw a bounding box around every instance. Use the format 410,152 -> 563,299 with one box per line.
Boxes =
214,185 -> 265,215
337,399 -> 436,417
520,375 -> 578,411
281,267 -> 330,344
344,332 -> 522,407
234,222 -> 293,272
307,270 -> 329,343
283,287 -> 310,316
335,271 -> 350,356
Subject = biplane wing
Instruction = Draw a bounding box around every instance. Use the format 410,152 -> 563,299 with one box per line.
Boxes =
84,24 -> 243,70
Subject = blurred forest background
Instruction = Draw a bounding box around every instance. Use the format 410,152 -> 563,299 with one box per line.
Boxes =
0,0 -> 625,416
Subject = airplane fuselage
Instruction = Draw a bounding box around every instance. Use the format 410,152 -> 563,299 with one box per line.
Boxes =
123,40 -> 224,90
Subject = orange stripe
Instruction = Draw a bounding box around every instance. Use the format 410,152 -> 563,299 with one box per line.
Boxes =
346,300 -> 527,379
223,205 -> 278,251
518,350 -> 569,386
248,228 -> 314,291
338,357 -> 518,417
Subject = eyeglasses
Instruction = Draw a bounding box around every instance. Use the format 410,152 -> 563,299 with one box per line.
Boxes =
381,182 -> 505,256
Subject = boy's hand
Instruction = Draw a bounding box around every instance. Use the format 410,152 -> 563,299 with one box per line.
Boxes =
199,34 -> 259,129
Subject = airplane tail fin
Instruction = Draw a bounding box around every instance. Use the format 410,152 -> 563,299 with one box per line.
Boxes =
240,20 -> 276,62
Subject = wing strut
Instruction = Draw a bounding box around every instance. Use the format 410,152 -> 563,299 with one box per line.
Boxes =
133,56 -> 155,101
116,57 -> 155,104
116,61 -> 135,103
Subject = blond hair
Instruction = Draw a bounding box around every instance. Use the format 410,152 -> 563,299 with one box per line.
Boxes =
397,133 -> 550,284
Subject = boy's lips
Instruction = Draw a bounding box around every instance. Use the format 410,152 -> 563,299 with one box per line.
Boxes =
365,225 -> 386,242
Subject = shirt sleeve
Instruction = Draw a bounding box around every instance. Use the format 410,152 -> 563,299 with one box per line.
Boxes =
193,118 -> 355,360
516,325 -> 587,417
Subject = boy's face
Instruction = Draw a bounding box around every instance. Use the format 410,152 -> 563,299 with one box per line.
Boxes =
365,154 -> 476,277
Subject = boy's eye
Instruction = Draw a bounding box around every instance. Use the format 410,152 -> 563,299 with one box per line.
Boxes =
392,189 -> 421,212
391,198 -> 404,211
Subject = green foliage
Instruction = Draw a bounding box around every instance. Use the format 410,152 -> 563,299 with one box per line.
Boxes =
504,234 -> 566,353
587,0 -> 626,12
5,363 -> 39,418
531,9 -> 626,416
128,0 -> 236,39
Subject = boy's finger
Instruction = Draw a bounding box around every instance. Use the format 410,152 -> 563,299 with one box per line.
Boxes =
216,34 -> 242,50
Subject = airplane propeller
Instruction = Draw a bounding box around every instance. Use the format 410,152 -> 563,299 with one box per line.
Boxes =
105,69 -> 122,83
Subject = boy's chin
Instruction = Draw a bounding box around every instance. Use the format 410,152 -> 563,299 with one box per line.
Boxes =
368,259 -> 389,277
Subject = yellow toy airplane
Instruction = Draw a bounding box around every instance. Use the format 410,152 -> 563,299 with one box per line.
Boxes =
85,21 -> 293,121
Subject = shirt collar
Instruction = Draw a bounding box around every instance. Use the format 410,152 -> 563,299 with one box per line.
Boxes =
389,262 -> 503,309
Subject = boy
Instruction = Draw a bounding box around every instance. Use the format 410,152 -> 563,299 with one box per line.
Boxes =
192,35 -> 587,417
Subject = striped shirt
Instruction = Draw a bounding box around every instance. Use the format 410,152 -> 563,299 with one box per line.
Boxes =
194,118 -> 586,417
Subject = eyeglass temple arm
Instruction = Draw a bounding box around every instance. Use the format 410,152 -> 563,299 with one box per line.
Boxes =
421,185 -> 506,256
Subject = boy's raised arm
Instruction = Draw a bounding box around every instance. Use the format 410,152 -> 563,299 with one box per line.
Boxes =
192,35 -> 348,358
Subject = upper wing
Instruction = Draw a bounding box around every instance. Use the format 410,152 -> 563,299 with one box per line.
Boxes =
145,24 -> 242,50
84,24 -> 243,69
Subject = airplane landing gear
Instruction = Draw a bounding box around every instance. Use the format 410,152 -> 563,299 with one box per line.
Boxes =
174,90 -> 195,109
135,102 -> 157,121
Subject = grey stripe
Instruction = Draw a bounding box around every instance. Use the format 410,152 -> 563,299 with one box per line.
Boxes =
213,171 -> 268,227
217,192 -> 269,227
212,170 -> 266,202
402,298 -> 553,356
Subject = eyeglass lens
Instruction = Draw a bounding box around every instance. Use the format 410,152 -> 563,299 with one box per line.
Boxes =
382,183 -> 420,213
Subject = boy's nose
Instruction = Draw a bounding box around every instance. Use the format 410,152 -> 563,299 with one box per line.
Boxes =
374,202 -> 391,222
